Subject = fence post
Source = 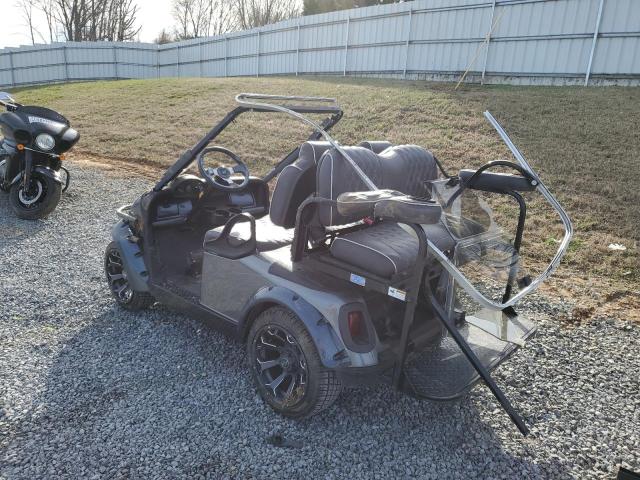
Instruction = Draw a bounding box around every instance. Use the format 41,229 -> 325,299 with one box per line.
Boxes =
112,45 -> 118,79
8,50 -> 15,87
62,45 -> 69,81
296,22 -> 301,76
403,8 -> 413,79
481,0 -> 497,85
585,0 -> 605,86
199,40 -> 203,78
156,45 -> 160,79
256,30 -> 260,77
224,36 -> 228,78
343,17 -> 350,76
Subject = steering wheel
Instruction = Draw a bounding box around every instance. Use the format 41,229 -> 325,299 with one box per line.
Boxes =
197,146 -> 250,191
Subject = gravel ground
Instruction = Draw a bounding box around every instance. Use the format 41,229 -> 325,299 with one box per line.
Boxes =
1,164 -> 638,479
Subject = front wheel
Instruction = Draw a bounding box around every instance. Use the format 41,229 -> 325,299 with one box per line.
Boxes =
247,307 -> 342,418
104,242 -> 155,311
9,173 -> 61,219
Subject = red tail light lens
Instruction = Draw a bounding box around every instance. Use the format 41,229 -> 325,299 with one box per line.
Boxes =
348,311 -> 365,340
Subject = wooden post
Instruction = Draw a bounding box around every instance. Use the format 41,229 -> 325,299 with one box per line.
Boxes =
585,0 -> 605,86
481,0 -> 497,85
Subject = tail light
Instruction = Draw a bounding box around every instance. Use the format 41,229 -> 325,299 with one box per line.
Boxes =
339,304 -> 374,352
348,311 -> 365,340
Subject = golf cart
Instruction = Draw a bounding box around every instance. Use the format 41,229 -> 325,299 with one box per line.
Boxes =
106,94 -> 572,434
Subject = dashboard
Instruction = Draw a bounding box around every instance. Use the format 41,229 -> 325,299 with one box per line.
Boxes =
152,174 -> 270,228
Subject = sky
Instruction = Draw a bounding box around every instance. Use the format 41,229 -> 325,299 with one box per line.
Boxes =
0,0 -> 175,48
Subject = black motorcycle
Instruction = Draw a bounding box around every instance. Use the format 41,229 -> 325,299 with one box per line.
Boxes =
0,92 -> 79,219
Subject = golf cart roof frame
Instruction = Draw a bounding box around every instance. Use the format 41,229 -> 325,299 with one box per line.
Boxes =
153,94 -> 344,192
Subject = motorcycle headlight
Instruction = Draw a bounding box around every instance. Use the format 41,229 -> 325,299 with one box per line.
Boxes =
35,133 -> 55,151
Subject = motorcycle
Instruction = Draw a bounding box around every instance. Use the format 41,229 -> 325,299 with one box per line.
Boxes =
0,92 -> 79,219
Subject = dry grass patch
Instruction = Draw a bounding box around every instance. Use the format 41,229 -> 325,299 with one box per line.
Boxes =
12,77 -> 640,316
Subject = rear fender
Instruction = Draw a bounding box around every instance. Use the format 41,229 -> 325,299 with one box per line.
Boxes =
111,221 -> 150,292
240,286 -> 350,369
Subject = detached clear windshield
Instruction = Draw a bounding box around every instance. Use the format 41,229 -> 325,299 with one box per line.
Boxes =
402,178 -> 560,400
426,175 -> 570,349
430,179 -> 525,304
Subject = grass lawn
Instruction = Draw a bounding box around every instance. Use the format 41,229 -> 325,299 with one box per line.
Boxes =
10,77 -> 640,319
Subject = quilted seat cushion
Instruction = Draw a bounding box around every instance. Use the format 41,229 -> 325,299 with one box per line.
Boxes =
329,220 -> 455,278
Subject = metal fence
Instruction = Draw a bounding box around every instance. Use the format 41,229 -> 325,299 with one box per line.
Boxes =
1,0 -> 639,88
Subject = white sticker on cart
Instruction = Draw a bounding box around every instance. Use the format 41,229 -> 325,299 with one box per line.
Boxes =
388,287 -> 406,301
349,273 -> 366,286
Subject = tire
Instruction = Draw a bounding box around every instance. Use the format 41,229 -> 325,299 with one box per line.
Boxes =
247,306 -> 341,418
104,241 -> 155,311
0,158 -> 8,192
9,173 -> 61,219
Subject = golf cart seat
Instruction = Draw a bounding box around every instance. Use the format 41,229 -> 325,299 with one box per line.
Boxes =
203,140 -> 334,254
315,145 -> 452,278
204,215 -> 294,253
269,140 -> 394,229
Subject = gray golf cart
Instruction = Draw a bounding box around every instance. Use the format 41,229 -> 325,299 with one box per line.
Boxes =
106,94 -> 572,434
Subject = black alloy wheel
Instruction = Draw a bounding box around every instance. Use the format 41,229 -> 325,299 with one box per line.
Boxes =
247,307 -> 341,418
104,242 -> 154,311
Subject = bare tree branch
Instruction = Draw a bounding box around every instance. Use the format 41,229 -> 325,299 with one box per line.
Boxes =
233,0 -> 300,30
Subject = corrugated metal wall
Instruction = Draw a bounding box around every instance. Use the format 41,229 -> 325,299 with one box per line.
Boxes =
1,0 -> 639,88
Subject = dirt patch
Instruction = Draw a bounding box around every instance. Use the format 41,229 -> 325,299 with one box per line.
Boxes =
67,152 -> 164,181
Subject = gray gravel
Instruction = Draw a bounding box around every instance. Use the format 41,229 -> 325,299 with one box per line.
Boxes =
1,164 -> 639,479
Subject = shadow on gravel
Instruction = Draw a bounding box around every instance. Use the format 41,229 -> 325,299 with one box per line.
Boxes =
1,301 -> 567,479
0,194 -> 46,254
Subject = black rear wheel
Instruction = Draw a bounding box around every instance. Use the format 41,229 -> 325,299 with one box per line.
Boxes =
104,241 -> 155,311
9,173 -> 61,219
247,307 -> 341,418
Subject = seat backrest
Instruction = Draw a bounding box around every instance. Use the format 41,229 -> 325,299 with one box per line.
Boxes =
316,144 -> 439,226
270,141 -> 332,228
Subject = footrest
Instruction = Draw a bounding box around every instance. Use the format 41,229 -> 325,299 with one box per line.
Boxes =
402,320 -> 535,400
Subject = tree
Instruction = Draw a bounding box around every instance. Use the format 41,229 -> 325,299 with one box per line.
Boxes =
16,0 -> 42,45
233,0 -> 301,30
154,28 -> 174,44
172,0 -> 234,40
39,0 -> 59,43
51,0 -> 141,42
303,0 -> 403,15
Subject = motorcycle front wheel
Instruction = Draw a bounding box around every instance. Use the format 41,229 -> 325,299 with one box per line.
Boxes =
9,173 -> 62,219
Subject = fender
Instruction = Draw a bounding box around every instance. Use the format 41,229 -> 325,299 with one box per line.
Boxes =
111,221 -> 150,292
10,165 -> 63,186
240,285 -> 350,369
